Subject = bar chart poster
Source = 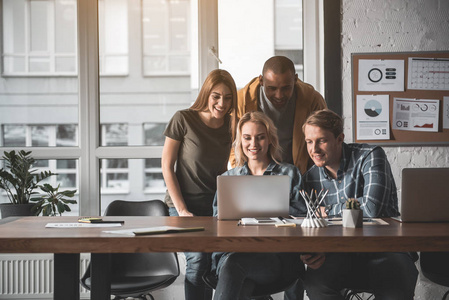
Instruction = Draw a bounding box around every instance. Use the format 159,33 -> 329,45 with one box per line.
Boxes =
392,98 -> 440,132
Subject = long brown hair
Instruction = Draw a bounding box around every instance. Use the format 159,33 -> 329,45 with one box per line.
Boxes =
190,69 -> 238,141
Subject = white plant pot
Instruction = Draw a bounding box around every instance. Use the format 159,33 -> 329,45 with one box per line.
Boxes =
342,209 -> 363,228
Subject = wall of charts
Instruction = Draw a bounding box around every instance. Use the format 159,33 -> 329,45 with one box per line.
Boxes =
352,51 -> 449,146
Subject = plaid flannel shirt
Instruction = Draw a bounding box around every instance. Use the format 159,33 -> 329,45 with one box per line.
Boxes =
302,143 -> 399,218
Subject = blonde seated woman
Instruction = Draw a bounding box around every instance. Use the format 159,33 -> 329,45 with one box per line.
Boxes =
211,111 -> 307,300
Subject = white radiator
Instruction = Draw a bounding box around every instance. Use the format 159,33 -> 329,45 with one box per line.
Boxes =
0,253 -> 90,299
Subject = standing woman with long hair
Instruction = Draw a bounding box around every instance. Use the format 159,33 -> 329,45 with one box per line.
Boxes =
161,69 -> 237,300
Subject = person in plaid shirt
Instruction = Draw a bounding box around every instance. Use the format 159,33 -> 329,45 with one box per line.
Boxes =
299,109 -> 418,300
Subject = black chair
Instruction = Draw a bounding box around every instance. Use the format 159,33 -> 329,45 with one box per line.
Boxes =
202,269 -> 299,300
342,288 -> 374,300
80,200 -> 180,300
340,263 -> 374,300
420,252 -> 449,300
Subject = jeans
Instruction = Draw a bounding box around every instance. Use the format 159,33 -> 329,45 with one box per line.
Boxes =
169,207 -> 212,300
303,252 -> 418,300
213,252 -> 302,300
283,279 -> 305,300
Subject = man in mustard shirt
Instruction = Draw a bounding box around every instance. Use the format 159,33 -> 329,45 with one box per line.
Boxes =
234,56 -> 327,174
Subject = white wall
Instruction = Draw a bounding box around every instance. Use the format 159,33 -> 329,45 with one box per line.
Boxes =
341,0 -> 449,299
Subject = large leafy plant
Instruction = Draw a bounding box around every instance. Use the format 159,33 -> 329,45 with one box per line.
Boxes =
0,150 -> 54,204
0,150 -> 77,216
31,184 -> 77,216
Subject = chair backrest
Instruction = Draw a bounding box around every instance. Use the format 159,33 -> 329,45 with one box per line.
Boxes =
80,200 -> 180,297
104,199 -> 169,217
420,252 -> 449,288
106,200 -> 179,280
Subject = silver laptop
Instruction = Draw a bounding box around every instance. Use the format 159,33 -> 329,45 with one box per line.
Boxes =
397,168 -> 449,222
217,175 -> 290,220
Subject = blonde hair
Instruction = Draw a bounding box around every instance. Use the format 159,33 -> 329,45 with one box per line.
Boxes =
234,111 -> 282,166
190,69 -> 238,140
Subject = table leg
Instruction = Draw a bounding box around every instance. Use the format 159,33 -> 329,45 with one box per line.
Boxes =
90,253 -> 111,300
54,253 -> 80,300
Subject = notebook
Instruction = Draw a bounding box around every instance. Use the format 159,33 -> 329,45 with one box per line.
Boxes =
216,175 -> 290,220
396,168 -> 449,222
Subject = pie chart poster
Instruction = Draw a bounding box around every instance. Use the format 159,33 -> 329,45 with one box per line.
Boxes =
356,95 -> 390,140
358,59 -> 405,92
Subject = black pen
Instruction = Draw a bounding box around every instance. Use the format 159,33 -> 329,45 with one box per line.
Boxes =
278,216 -> 287,224
89,220 -> 125,224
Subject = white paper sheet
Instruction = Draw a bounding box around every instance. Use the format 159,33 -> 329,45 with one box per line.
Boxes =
358,59 -> 405,92
392,98 -> 440,132
356,94 -> 390,140
408,57 -> 449,90
46,223 -> 123,228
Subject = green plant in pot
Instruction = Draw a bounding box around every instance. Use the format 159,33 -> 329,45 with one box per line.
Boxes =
0,150 -> 77,217
31,183 -> 77,216
342,198 -> 363,228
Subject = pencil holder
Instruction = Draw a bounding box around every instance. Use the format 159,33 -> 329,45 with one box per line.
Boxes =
300,189 -> 329,228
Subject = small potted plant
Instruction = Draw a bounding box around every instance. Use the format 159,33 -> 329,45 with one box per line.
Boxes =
342,198 -> 363,228
0,150 -> 77,218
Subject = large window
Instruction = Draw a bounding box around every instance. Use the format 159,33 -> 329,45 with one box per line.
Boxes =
2,0 -> 77,76
98,0 -> 128,75
142,0 -> 190,75
218,0 -> 305,88
1,0 -> 323,215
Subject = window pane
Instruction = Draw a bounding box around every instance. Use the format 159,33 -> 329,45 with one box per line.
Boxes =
30,1 -> 49,52
57,159 -> 76,169
55,0 -> 77,53
143,123 -> 166,146
55,56 -> 77,73
56,124 -> 77,146
142,0 -> 190,75
2,125 -> 26,147
145,158 -> 165,191
100,159 -> 129,191
100,159 -> 166,215
102,124 -> 128,146
0,0 -> 79,147
100,0 -> 194,146
99,0 -> 128,75
31,126 -> 50,147
218,0 -> 304,87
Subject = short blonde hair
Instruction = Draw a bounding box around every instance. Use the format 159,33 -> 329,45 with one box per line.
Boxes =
234,111 -> 282,166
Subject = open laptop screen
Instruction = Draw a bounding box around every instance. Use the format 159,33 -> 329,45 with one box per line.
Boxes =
216,175 -> 290,220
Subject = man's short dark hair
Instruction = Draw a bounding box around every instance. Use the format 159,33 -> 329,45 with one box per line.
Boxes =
302,109 -> 344,138
262,56 -> 296,76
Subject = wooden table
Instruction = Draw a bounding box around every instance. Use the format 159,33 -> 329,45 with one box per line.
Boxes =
1,216 -> 449,300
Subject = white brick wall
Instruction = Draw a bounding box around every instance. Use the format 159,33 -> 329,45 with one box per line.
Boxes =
342,0 -> 449,298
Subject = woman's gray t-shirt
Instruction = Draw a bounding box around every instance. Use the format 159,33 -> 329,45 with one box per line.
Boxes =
163,109 -> 232,216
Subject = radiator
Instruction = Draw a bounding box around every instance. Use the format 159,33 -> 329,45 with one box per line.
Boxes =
0,254 -> 90,299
